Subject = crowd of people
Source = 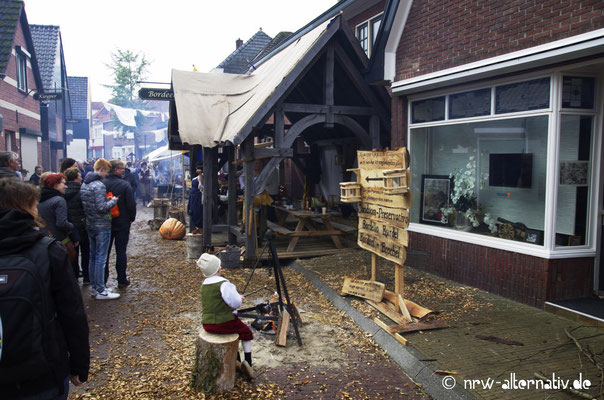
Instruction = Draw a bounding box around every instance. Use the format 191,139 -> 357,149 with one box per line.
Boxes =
0,150 -> 261,398
0,151 -> 141,398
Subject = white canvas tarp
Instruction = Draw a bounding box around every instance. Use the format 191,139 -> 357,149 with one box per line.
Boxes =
146,145 -> 182,162
171,18 -> 332,148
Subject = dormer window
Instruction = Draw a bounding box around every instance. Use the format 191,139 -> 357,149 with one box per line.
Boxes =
356,14 -> 383,57
15,46 -> 30,92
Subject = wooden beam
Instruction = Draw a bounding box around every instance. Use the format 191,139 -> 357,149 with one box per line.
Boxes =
373,318 -> 408,346
254,113 -> 325,193
333,115 -> 371,149
274,108 -> 284,149
324,44 -> 335,127
226,145 -> 237,245
254,147 -> 293,158
324,44 -> 334,107
275,309 -> 290,347
282,103 -> 374,115
387,320 -> 449,334
371,253 -> 377,281
333,43 -> 390,129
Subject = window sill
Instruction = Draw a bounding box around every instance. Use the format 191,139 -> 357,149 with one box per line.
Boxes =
408,223 -> 596,259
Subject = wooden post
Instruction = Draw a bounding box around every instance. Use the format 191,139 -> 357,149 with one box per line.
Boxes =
226,145 -> 237,244
242,137 -> 256,258
202,147 -> 215,248
370,115 -> 380,150
191,328 -> 239,393
394,263 -> 404,313
371,253 -> 377,282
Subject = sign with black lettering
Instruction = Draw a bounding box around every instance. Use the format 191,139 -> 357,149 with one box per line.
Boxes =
357,204 -> 410,228
138,88 -> 174,100
34,92 -> 62,101
342,277 -> 385,302
358,217 -> 409,247
358,231 -> 407,265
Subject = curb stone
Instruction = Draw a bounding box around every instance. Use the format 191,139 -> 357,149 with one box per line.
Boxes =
290,261 -> 475,400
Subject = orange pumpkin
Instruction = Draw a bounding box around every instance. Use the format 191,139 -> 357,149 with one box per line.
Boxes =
159,218 -> 186,240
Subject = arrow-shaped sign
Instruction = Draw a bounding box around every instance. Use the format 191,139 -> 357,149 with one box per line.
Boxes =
366,176 -> 384,182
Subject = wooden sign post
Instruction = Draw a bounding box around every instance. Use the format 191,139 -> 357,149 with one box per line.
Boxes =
341,147 -> 414,323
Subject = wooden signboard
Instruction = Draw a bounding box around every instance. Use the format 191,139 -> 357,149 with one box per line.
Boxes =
362,187 -> 412,210
357,147 -> 408,170
358,217 -> 409,247
358,204 -> 410,229
342,277 -> 385,302
359,168 -> 411,190
358,231 -> 407,265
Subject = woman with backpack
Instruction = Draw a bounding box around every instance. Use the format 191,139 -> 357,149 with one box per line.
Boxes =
0,178 -> 90,399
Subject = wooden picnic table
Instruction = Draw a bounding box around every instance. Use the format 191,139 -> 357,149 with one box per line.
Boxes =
271,206 -> 348,252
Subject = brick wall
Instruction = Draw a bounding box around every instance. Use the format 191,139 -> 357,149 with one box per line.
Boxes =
0,12 -> 41,168
407,231 -> 594,308
396,0 -> 604,81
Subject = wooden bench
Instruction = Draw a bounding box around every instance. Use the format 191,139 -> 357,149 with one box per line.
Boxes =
267,220 -> 295,236
311,218 -> 357,234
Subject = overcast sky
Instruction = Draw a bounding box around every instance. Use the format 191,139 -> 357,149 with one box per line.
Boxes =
24,0 -> 337,102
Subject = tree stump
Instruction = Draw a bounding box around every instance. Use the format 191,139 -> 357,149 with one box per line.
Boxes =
191,328 -> 239,393
186,233 -> 204,260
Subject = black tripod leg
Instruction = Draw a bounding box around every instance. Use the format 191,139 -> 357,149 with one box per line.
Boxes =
268,235 -> 303,347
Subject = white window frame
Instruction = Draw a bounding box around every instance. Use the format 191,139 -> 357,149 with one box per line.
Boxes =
407,66 -> 603,260
16,52 -> 27,92
355,13 -> 383,57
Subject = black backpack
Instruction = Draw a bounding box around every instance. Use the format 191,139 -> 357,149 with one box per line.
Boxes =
0,236 -> 58,384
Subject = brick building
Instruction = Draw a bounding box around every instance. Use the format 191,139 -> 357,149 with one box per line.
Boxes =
30,24 -> 72,172
0,0 -> 43,178
375,0 -> 604,307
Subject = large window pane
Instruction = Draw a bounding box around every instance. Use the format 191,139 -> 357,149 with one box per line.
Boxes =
411,96 -> 445,123
449,88 -> 491,119
555,114 -> 593,247
410,116 -> 548,245
562,76 -> 595,109
495,78 -> 550,114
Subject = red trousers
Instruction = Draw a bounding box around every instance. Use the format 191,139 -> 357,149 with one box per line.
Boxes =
203,315 -> 253,341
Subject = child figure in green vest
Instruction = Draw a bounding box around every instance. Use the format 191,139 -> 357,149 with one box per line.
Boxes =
198,253 -> 254,377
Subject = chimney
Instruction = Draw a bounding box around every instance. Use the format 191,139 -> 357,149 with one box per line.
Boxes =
236,38 -> 243,49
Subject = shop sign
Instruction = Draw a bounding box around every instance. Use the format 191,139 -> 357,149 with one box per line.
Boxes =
357,203 -> 410,228
358,217 -> 409,247
34,92 -> 62,101
358,231 -> 407,265
341,277 -> 385,302
138,88 -> 174,100
361,187 -> 412,210
357,147 -> 408,170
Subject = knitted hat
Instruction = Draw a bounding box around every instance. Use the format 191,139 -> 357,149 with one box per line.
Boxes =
197,253 -> 221,277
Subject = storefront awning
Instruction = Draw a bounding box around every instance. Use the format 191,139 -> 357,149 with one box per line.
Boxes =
171,18 -> 333,148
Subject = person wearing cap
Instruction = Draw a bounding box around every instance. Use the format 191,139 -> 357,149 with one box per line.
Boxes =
198,253 -> 254,377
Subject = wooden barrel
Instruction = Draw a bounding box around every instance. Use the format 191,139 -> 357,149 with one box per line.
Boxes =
191,328 -> 239,393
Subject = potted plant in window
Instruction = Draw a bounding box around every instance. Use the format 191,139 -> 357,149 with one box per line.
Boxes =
440,155 -> 486,231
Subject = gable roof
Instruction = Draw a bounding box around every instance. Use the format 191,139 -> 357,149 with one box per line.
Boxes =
0,0 -> 21,76
30,24 -> 60,90
216,29 -> 272,74
67,76 -> 88,119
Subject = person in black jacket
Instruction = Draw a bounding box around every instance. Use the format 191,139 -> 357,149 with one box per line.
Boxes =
104,159 -> 137,287
64,167 -> 90,284
0,178 -> 90,399
123,161 -> 138,192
